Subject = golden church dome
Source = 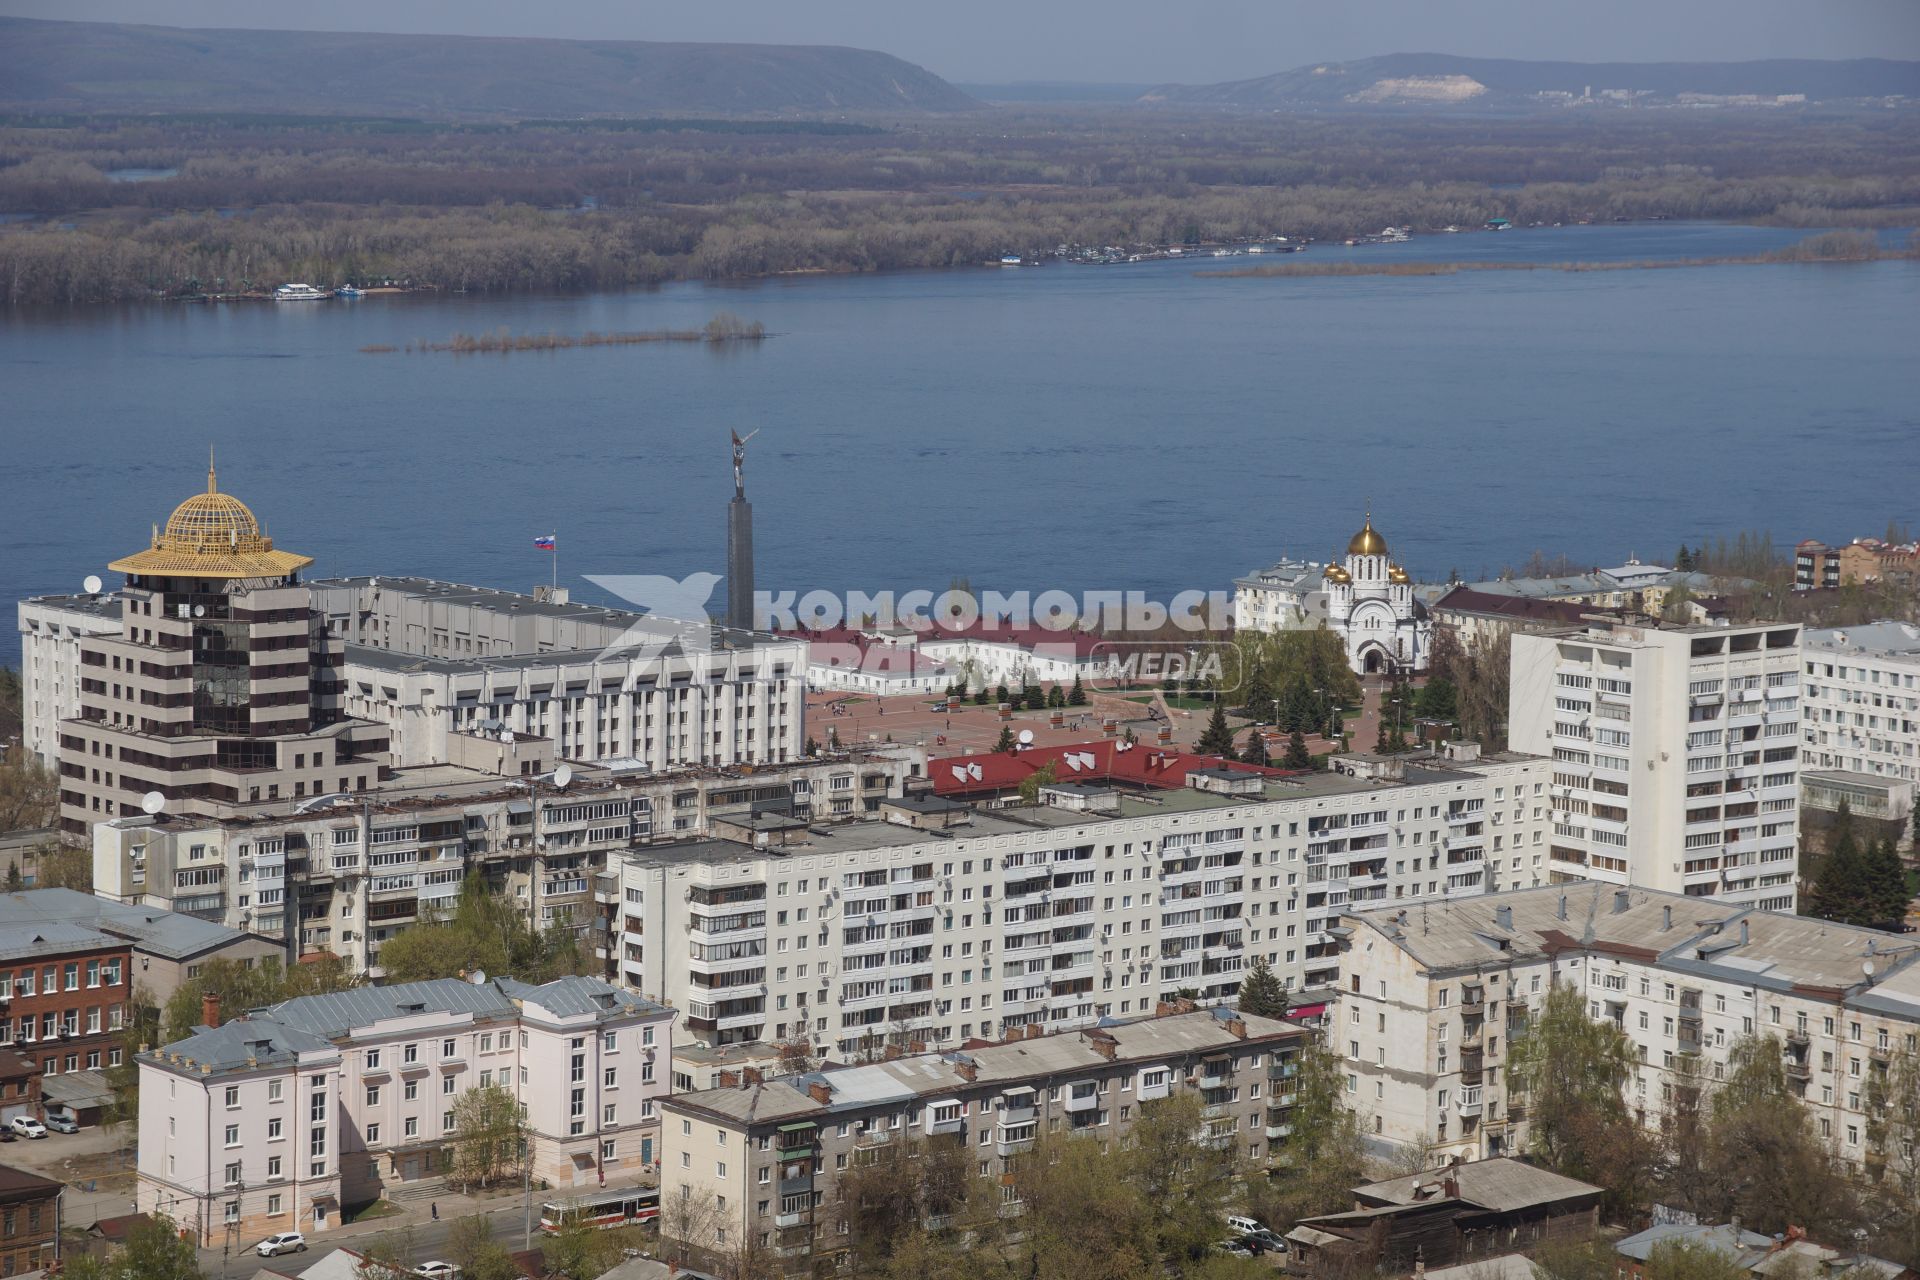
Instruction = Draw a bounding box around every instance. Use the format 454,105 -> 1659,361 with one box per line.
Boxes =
109,455 -> 314,579
1323,557 -> 1351,584
1348,514 -> 1388,557
1388,564 -> 1410,585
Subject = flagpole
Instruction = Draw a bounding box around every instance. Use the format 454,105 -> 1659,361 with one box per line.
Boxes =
552,531 -> 558,595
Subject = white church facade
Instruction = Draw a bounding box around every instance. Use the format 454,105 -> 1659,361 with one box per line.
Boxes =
1233,514 -> 1431,676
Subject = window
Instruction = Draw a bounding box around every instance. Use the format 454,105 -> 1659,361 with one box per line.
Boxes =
366,1086 -> 381,1107
403,1043 -> 419,1065
267,1194 -> 283,1216
404,1117 -> 419,1138
404,1081 -> 418,1101
267,1155 -> 282,1179
225,1086 -> 240,1108
443,1076 -> 456,1096
365,1049 -> 381,1070
443,1111 -> 456,1133
267,1079 -> 282,1102
225,1125 -> 240,1147
224,1162 -> 241,1187
366,1123 -> 380,1144
268,1118 -> 282,1140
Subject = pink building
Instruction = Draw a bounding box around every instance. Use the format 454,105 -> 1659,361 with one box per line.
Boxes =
136,976 -> 673,1247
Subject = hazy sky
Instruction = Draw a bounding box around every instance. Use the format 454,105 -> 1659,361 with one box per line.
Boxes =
3,0 -> 1917,84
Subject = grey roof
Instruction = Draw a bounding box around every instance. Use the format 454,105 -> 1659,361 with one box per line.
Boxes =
147,1017 -> 338,1074
1615,1223 -> 1775,1264
0,918 -> 119,961
41,1068 -> 114,1111
0,887 -> 266,962
1356,1157 -> 1601,1212
666,1008 -> 1300,1126
147,975 -> 669,1076
1803,621 -> 1920,658
497,976 -> 670,1021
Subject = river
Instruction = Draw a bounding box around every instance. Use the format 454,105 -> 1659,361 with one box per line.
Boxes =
2,221 -> 1916,668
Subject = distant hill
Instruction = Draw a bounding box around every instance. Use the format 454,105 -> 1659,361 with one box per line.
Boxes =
956,82 -> 1158,104
1145,53 -> 1920,108
0,16 -> 978,116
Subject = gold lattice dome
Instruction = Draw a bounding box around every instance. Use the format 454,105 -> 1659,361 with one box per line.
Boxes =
1348,515 -> 1388,557
109,460 -> 313,578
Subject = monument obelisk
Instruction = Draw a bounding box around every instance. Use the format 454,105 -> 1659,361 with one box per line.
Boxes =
726,429 -> 758,632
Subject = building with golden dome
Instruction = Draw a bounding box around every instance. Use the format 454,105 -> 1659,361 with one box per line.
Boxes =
1233,512 -> 1430,675
1325,513 -> 1430,674
51,461 -> 390,889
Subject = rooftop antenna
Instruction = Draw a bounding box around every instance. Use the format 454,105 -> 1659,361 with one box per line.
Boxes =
82,574 -> 103,595
552,764 -> 574,789
140,791 -> 166,816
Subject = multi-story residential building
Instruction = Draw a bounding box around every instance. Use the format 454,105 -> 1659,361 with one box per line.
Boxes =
40,463 -> 391,839
0,1164 -> 64,1278
136,975 -> 673,1247
1337,882 -> 1920,1171
16,592 -> 120,771
0,887 -> 279,1008
306,576 -> 808,769
659,1007 -> 1304,1276
91,748 -> 919,977
613,742 -> 1547,1059
0,914 -> 131,1081
1509,620 -> 1804,911
1799,622 -> 1920,827
1428,586 -> 1598,657
1796,541 -> 1845,592
1233,558 -> 1322,634
1795,539 -> 1919,593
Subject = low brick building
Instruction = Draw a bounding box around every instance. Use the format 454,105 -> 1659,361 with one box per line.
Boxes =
0,1163 -> 64,1278
0,913 -> 131,1082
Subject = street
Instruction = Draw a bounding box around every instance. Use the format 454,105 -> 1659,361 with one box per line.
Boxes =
210,1202 -> 539,1280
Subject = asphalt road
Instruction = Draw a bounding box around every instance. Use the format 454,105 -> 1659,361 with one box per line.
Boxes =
201,1202 -> 538,1280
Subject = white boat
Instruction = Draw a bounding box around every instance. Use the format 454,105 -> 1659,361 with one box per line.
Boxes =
273,283 -> 330,301
335,284 -> 364,298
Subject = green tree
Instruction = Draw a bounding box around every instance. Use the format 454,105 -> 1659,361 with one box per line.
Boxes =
1046,684 -> 1066,709
804,735 -> 819,756
1414,675 -> 1457,722
1239,728 -> 1269,767
994,683 -> 1010,707
378,873 -> 591,984
1067,674 -> 1087,706
1197,702 -> 1237,757
1509,982 -> 1643,1207
1253,1035 -> 1368,1228
1283,729 -> 1312,770
1861,837 -> 1912,928
448,1083 -> 529,1189
993,724 -> 1016,753
0,753 -> 58,832
1017,760 -> 1058,804
1805,800 -> 1869,925
1023,683 -> 1046,711
972,686 -> 990,706
1644,1240 -> 1750,1280
838,1133 -> 976,1271
1236,955 -> 1287,1018
1688,1035 -> 1858,1237
542,1213 -> 619,1280
68,1213 -> 206,1280
444,1216 -> 520,1280
1866,1032 -> 1920,1266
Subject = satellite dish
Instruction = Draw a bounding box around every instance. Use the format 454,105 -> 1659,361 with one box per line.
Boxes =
552,764 -> 574,789
468,968 -> 488,986
82,575 -> 103,595
192,605 -> 205,617
1017,729 -> 1034,746
140,791 -> 166,816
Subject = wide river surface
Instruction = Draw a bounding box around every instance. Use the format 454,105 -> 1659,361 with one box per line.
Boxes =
3,221 -> 1916,667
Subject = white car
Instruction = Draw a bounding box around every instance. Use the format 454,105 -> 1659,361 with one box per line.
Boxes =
256,1232 -> 307,1257
8,1117 -> 47,1139
414,1263 -> 460,1279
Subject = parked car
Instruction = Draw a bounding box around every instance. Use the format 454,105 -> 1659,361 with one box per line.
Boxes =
1245,1229 -> 1289,1254
1216,1238 -> 1256,1258
8,1116 -> 47,1139
1224,1214 -> 1267,1237
256,1232 -> 307,1257
0,1125 -> 14,1142
45,1115 -> 80,1134
414,1263 -> 460,1279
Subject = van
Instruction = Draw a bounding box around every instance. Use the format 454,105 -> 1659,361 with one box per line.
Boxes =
1225,1214 -> 1265,1237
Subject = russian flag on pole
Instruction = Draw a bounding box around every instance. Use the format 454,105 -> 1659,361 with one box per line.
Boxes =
533,534 -> 556,550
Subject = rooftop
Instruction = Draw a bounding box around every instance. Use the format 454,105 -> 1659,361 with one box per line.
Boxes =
1803,621 -> 1920,659
109,461 -> 313,579
665,1007 -> 1301,1127
0,887 -> 267,961
1355,1156 -> 1602,1213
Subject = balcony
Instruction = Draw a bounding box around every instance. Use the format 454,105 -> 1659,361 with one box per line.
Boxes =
1456,1090 -> 1484,1118
775,1209 -> 811,1229
996,1134 -> 1035,1158
1063,1085 -> 1099,1113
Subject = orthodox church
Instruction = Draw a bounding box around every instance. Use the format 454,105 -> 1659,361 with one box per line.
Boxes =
1323,514 -> 1430,674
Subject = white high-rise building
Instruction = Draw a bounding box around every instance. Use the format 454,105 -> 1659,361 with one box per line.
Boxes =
1799,622 -> 1920,827
1509,619 -> 1803,911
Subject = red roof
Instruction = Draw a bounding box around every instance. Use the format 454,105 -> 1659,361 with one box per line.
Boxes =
929,740 -> 1292,796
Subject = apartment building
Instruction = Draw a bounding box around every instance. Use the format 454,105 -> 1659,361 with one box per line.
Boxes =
659,1007 -> 1304,1276
1510,620 -> 1804,911
0,914 -> 131,1081
1799,622 -> 1920,826
612,743 -> 1547,1059
91,749 -> 920,977
33,464 -> 392,839
307,576 -> 808,769
136,975 -> 673,1247
1336,883 -> 1920,1171
16,593 -> 121,771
